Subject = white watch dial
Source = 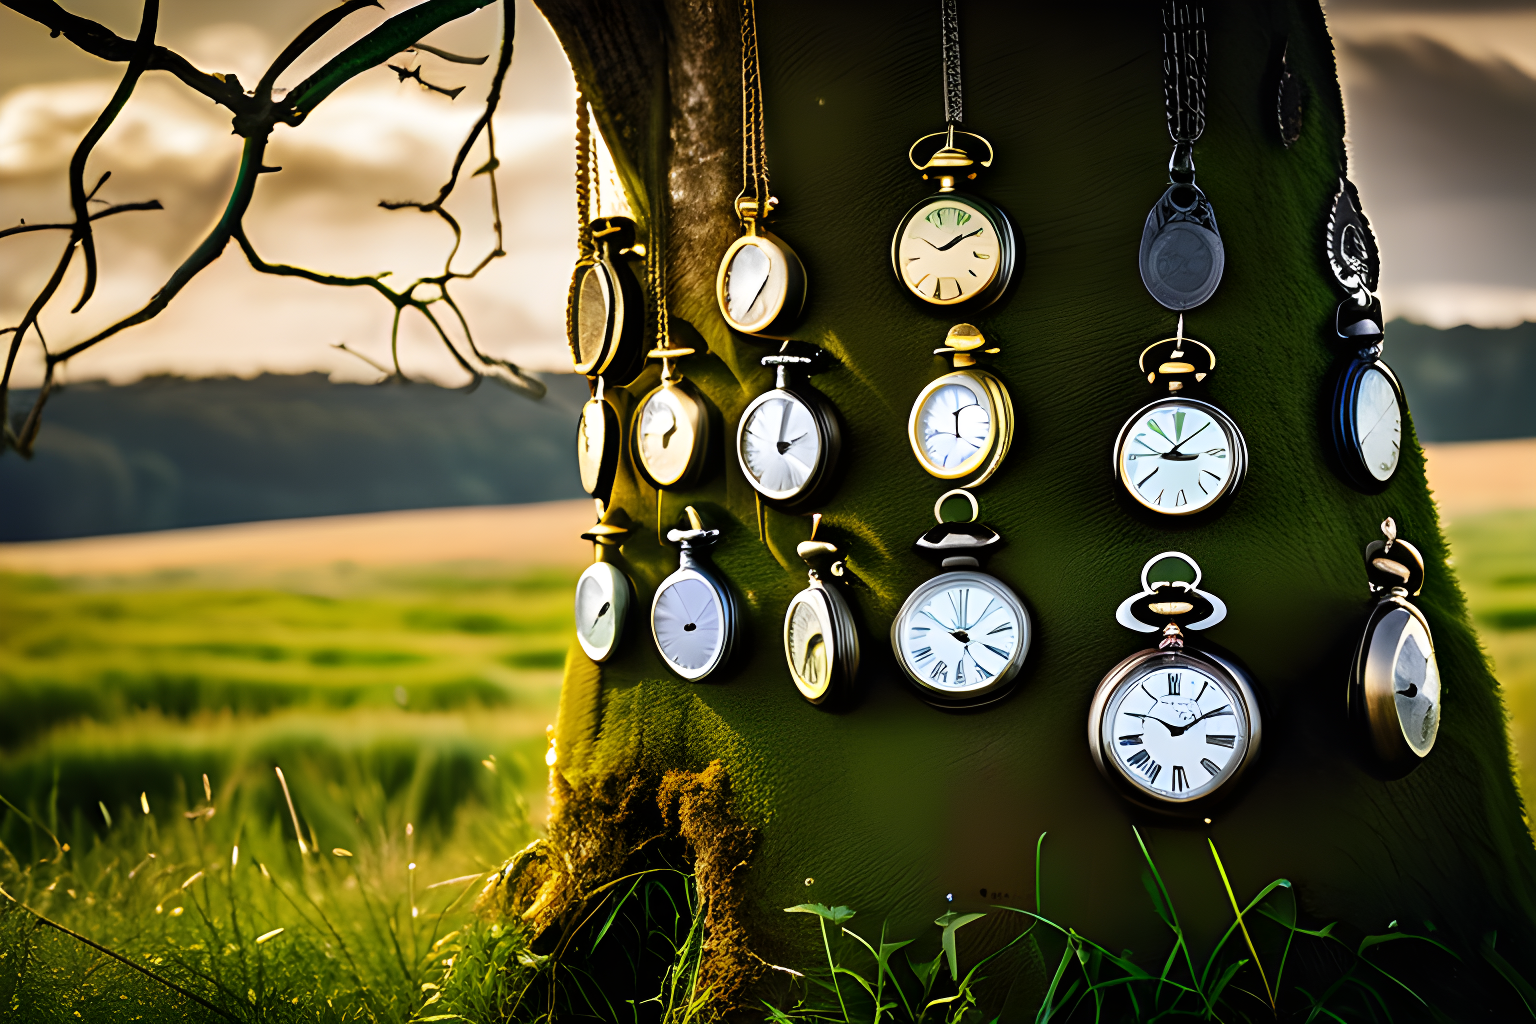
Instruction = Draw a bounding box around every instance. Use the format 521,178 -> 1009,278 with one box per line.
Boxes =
896,200 -> 1001,304
1118,401 -> 1237,514
739,392 -> 822,499
909,373 -> 995,482
1355,366 -> 1402,482
652,571 -> 727,680
574,562 -> 628,662
894,573 -> 1028,697
1390,612 -> 1440,757
723,241 -> 783,329
1104,662 -> 1250,802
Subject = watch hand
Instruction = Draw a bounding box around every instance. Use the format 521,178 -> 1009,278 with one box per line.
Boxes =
948,629 -> 971,643
1162,703 -> 1234,737
1397,684 -> 1418,698
1163,421 -> 1211,457
933,227 -> 984,252
777,431 -> 809,455
590,601 -> 611,628
1124,712 -> 1182,733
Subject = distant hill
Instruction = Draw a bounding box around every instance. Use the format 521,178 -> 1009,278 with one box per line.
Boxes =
1389,319 -> 1536,443
0,373 -> 589,542
0,321 -> 1530,542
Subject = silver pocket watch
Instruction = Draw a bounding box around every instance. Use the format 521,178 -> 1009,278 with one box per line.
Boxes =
783,515 -> 860,706
650,506 -> 738,682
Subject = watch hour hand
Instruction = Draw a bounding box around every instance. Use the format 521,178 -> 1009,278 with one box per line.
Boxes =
934,227 -> 985,252
591,601 -> 611,627
1124,712 -> 1181,733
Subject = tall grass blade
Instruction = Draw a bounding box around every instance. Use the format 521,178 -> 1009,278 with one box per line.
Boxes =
1208,837 -> 1274,1010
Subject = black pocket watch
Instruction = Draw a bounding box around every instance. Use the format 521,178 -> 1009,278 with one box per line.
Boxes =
651,506 -> 738,682
1348,518 -> 1440,775
568,217 -> 646,385
1323,179 -> 1404,492
783,515 -> 860,706
891,129 -> 1017,311
736,343 -> 842,511
574,510 -> 633,664
1089,552 -> 1262,814
890,490 -> 1032,708
1112,317 -> 1248,518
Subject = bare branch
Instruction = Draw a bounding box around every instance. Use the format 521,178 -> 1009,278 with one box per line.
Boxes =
0,0 -> 257,115
253,0 -> 380,101
411,42 -> 488,65
387,63 -> 466,100
0,201 -> 162,240
68,0 -> 159,313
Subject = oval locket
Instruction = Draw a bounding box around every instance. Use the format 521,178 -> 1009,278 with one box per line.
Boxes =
1139,182 -> 1225,311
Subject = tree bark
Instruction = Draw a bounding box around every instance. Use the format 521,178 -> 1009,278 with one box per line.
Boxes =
528,0 -> 1536,1012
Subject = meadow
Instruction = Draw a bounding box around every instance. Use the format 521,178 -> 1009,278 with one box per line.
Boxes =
0,508 -> 1533,1021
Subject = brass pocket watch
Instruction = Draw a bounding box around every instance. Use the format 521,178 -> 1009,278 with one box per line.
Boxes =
736,343 -> 842,511
1324,179 -> 1404,492
892,130 -> 1017,310
908,324 -> 1013,489
574,511 -> 633,663
783,515 -> 860,706
568,216 -> 646,385
1089,552 -> 1262,814
576,377 -> 625,501
633,343 -> 713,490
651,506 -> 738,682
890,490 -> 1032,708
1348,518 -> 1440,775
1112,317 -> 1247,518
716,0 -> 806,338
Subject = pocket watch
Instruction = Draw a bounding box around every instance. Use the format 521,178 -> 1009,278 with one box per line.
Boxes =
718,198 -> 807,338
576,377 -> 623,501
574,510 -> 633,663
908,324 -> 1013,489
890,490 -> 1032,708
891,129 -> 1017,310
1089,551 -> 1263,813
1348,518 -> 1440,775
633,343 -> 713,490
783,515 -> 860,706
1323,179 -> 1404,492
568,217 -> 646,385
651,506 -> 738,682
1113,317 -> 1248,518
736,343 -> 842,511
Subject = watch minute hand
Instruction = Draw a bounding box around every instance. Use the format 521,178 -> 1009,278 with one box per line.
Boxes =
1164,421 -> 1211,456
934,227 -> 984,252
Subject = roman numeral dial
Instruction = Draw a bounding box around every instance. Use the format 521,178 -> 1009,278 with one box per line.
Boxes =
892,571 -> 1031,706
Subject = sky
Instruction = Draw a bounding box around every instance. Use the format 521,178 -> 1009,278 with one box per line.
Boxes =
0,0 -> 1532,388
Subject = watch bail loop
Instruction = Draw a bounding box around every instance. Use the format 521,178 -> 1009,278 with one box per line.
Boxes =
934,488 -> 979,525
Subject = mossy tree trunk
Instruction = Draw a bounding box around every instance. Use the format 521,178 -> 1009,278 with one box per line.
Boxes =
524,0 -> 1536,1013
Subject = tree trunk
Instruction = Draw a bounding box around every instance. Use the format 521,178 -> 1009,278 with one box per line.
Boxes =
521,0 -> 1536,1013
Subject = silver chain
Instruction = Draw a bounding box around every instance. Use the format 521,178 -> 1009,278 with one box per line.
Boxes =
1162,2 -> 1207,144
941,0 -> 962,125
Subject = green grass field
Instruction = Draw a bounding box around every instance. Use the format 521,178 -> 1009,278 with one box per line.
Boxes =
1,510 -> 1534,1020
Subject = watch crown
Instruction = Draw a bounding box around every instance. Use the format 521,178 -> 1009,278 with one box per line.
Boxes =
1140,316 -> 1215,392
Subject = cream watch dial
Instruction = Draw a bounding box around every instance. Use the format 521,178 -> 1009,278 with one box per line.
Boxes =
574,264 -> 611,370
574,562 -> 629,662
893,572 -> 1028,699
723,242 -> 781,328
739,392 -> 821,499
1118,401 -> 1237,514
652,571 -> 727,680
636,386 -> 698,487
1102,660 -> 1251,803
896,200 -> 1001,304
785,592 -> 832,701
1356,366 -> 1402,483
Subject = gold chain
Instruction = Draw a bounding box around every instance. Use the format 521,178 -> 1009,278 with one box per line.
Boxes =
738,0 -> 769,215
574,87 -> 595,260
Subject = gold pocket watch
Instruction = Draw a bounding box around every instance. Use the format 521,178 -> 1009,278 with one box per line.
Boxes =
574,510 -> 633,663
892,129 -> 1017,310
737,343 -> 842,511
651,506 -> 738,682
1112,317 -> 1248,518
633,343 -> 713,490
890,490 -> 1032,708
568,216 -> 646,386
1348,518 -> 1441,775
576,377 -> 625,501
783,515 -> 860,706
908,324 -> 1013,489
1088,552 -> 1263,814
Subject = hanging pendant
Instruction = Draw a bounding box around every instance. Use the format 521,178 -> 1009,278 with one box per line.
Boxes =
650,506 -> 738,682
1139,160 -> 1225,311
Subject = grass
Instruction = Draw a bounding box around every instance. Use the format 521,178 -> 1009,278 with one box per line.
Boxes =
1444,510 -> 1536,809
